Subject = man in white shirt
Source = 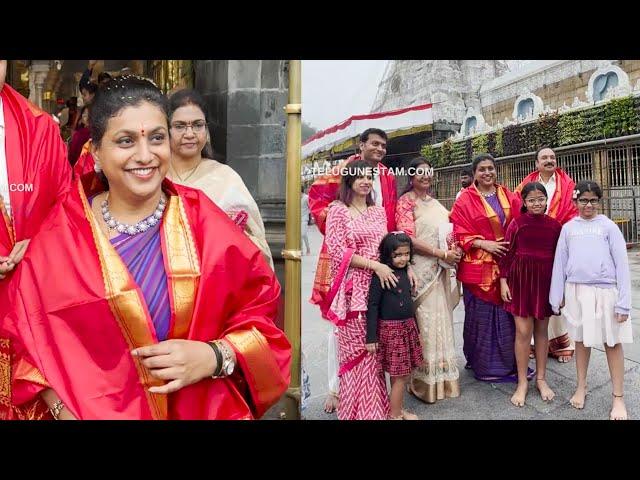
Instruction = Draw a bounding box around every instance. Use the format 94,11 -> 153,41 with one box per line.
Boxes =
515,146 -> 578,363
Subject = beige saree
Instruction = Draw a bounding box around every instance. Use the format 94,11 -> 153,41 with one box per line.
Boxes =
168,159 -> 274,268
397,192 -> 461,403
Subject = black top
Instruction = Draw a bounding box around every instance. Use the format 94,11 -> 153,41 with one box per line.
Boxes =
366,267 -> 413,343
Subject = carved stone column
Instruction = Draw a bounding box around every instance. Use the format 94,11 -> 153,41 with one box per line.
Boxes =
28,61 -> 51,109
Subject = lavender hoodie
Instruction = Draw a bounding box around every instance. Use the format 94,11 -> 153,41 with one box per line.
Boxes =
549,215 -> 631,315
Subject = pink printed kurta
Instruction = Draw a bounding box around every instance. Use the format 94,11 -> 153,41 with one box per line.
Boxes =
324,201 -> 389,420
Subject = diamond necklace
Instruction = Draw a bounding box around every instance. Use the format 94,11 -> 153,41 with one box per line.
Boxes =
101,194 -> 167,236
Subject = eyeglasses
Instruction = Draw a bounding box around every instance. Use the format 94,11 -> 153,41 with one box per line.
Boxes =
577,198 -> 600,206
170,120 -> 206,134
525,197 -> 547,205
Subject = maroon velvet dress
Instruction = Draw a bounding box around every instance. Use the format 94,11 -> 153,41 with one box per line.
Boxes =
499,213 -> 562,319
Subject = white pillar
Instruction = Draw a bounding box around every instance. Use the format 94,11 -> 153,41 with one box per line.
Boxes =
28,62 -> 51,108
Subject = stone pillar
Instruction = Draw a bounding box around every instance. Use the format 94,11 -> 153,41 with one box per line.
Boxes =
227,60 -> 287,265
192,60 -> 288,289
28,61 -> 51,109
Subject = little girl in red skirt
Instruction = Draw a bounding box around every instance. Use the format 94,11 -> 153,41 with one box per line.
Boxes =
366,232 -> 424,420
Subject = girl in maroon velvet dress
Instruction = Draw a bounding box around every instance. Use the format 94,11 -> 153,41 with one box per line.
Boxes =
499,182 -> 562,407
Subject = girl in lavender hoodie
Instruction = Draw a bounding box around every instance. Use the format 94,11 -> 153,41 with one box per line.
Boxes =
550,181 -> 633,420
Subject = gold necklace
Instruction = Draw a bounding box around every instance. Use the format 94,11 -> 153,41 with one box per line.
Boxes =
172,159 -> 201,183
414,191 -> 431,202
350,203 -> 368,216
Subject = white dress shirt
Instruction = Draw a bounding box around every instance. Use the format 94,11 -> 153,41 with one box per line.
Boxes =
373,173 -> 383,206
537,172 -> 557,211
0,97 -> 11,217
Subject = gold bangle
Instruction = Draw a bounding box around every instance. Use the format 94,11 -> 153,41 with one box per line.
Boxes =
444,251 -> 448,261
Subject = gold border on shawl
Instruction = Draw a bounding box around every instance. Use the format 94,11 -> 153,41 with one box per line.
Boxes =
78,180 -> 167,419
0,347 -> 11,406
225,328 -> 285,410
313,251 -> 331,293
474,185 -> 504,242
13,358 -> 49,387
1,341 -> 50,418
496,185 -> 511,226
163,196 -> 200,340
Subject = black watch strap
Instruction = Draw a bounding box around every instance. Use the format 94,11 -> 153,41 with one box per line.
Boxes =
207,341 -> 223,377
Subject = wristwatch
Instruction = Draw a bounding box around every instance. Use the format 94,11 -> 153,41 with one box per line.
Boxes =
211,340 -> 235,378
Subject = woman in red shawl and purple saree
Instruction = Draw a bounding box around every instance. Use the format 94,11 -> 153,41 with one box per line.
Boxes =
0,75 -> 290,420
450,154 -> 534,384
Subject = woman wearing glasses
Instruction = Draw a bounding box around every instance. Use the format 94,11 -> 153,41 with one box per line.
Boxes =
498,182 -> 562,407
166,89 -> 273,268
0,76 -> 290,419
550,181 -> 632,420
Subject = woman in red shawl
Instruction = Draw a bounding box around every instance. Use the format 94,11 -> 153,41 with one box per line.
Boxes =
450,154 -> 532,383
1,75 -> 290,420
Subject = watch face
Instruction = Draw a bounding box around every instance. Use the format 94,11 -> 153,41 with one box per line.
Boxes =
223,360 -> 235,376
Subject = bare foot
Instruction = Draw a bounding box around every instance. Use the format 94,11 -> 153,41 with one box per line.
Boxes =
402,410 -> 419,420
510,382 -> 528,407
536,378 -> 555,401
556,354 -> 572,363
610,395 -> 628,420
323,393 -> 339,414
570,385 -> 587,409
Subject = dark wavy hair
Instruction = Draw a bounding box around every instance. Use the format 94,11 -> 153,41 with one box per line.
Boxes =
378,232 -> 413,268
336,159 -> 376,206
90,75 -> 168,147
471,153 -> 496,173
360,128 -> 387,144
80,81 -> 98,96
89,75 -> 168,187
98,72 -> 112,85
574,180 -> 603,199
519,181 -> 548,214
460,167 -> 473,177
168,88 -> 215,160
